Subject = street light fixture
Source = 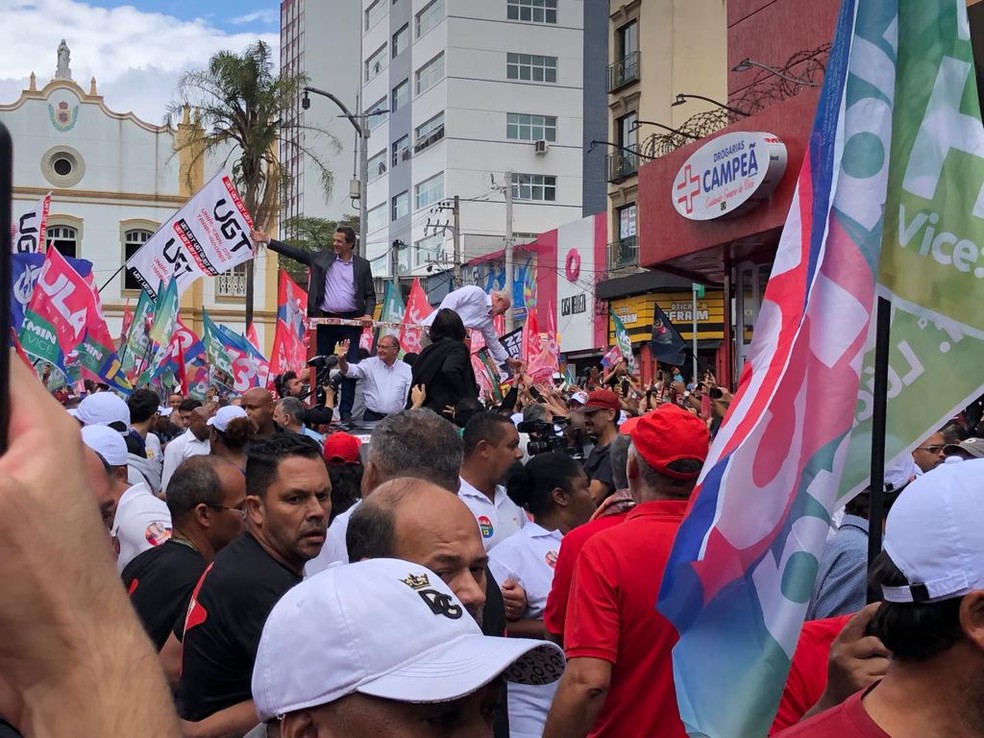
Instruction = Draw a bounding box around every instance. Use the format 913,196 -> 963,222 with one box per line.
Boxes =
731,58 -> 820,87
300,85 -> 389,260
672,93 -> 749,118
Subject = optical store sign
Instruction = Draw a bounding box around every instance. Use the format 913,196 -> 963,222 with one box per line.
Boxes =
672,131 -> 787,221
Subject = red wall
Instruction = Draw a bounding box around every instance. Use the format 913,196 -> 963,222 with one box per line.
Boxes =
637,0 -> 841,273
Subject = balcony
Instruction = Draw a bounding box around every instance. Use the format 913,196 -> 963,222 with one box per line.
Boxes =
608,51 -> 640,92
608,236 -> 639,272
606,151 -> 638,183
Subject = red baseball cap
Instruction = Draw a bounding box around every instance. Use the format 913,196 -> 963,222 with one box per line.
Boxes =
581,389 -> 620,413
619,415 -> 641,435
323,432 -> 362,465
629,404 -> 710,480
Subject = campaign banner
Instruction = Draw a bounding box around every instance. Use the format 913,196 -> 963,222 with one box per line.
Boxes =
125,172 -> 254,298
10,193 -> 51,254
10,252 -> 92,334
399,278 -> 434,355
277,271 -> 308,341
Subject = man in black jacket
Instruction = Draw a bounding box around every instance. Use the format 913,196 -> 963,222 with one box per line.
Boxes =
251,225 -> 376,420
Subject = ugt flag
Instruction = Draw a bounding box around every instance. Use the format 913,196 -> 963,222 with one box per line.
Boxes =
126,172 -> 254,298
10,193 -> 51,253
655,1 -> 893,735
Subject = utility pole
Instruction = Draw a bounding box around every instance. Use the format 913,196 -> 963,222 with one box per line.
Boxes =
452,195 -> 461,288
391,240 -> 401,289
504,171 -> 515,332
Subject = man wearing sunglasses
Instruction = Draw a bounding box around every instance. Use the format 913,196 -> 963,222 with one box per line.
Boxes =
911,430 -> 946,474
122,455 -> 247,652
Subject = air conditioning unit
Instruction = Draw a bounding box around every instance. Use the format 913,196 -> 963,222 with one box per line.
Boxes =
398,263 -> 409,275
402,148 -> 411,161
533,139 -> 550,155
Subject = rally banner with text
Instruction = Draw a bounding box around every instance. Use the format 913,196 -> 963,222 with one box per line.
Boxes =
839,0 -> 984,497
125,172 -> 254,298
11,252 -> 91,334
657,1 -> 891,734
10,194 -> 51,254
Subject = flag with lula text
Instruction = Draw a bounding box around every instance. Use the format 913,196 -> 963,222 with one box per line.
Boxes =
656,1 -> 893,735
10,252 -> 91,334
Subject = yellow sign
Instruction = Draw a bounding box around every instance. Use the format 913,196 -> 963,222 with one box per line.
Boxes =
609,291 -> 724,343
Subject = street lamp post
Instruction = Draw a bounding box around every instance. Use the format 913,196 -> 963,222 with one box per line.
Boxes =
302,86 -> 385,261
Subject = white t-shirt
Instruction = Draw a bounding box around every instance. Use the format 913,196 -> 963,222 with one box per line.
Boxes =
305,501 -> 361,576
111,482 -> 172,573
488,522 -> 563,738
145,432 -> 162,461
458,477 -> 526,552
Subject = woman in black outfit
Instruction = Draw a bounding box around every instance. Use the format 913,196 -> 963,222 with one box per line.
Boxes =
408,308 -> 478,418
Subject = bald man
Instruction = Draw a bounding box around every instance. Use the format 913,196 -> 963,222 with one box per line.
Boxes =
243,388 -> 279,440
347,477 -> 488,626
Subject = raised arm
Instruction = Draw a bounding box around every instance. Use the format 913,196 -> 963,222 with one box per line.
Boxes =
251,230 -> 314,267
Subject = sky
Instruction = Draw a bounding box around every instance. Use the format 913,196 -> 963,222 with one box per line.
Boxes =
0,0 -> 281,123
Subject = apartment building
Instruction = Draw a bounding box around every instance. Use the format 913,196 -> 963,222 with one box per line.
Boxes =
359,0 -> 597,279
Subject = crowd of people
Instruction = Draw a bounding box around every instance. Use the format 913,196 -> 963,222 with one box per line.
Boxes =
3,224 -> 984,738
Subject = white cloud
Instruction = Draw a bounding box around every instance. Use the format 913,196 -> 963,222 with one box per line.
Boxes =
0,0 -> 279,123
230,9 -> 278,25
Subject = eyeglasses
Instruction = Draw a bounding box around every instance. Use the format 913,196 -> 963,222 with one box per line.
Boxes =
915,445 -> 945,454
207,504 -> 247,520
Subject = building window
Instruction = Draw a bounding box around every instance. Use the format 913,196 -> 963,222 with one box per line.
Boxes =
367,97 -> 389,130
368,150 -> 387,181
365,0 -> 387,30
392,135 -> 410,166
414,112 -> 445,152
507,0 -> 557,24
416,0 -> 444,37
506,113 -> 557,141
506,53 -> 557,83
414,233 -> 443,268
367,203 -> 386,233
617,20 -> 639,58
123,229 -> 153,291
365,44 -> 388,82
618,204 -> 637,239
392,191 -> 409,220
511,173 -> 556,201
391,79 -> 409,112
216,263 -> 248,298
415,52 -> 445,95
45,225 -> 78,258
415,172 -> 444,210
393,23 -> 409,57
609,21 -> 640,91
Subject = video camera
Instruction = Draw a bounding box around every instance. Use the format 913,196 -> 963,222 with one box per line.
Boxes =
517,417 -> 584,460
307,354 -> 342,406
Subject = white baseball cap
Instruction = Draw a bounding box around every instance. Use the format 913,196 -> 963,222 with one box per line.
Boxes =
207,405 -> 247,432
76,392 -> 131,430
882,458 -> 984,603
81,424 -> 128,467
252,558 -> 565,722
570,390 -> 589,406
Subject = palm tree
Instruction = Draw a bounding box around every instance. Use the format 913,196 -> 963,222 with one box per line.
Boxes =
170,40 -> 338,327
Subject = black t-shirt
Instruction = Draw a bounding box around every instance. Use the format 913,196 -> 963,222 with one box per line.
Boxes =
122,539 -> 207,651
583,442 -> 614,492
177,533 -> 301,721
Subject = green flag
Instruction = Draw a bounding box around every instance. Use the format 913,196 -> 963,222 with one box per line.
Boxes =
137,278 -> 180,385
841,0 -> 984,496
379,282 -> 406,340
611,309 -> 635,372
201,310 -> 234,376
120,289 -> 155,382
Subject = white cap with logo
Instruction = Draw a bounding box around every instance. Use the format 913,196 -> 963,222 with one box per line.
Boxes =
882,458 -> 984,603
252,558 -> 565,722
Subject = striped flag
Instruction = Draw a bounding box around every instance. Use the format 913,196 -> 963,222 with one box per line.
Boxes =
655,1 -> 893,735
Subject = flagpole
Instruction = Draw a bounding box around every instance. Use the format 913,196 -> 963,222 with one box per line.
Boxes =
97,265 -> 126,293
866,296 -> 891,586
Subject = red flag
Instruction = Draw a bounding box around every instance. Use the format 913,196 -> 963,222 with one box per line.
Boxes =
118,299 -> 133,350
269,319 -> 307,378
521,308 -> 543,365
246,322 -> 260,352
398,278 -> 434,355
359,325 -> 374,352
278,271 -> 308,340
27,247 -> 95,355
528,302 -> 559,381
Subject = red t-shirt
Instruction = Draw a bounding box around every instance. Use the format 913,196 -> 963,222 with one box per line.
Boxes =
771,614 -> 853,734
564,499 -> 688,738
773,689 -> 890,737
543,512 -> 628,639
